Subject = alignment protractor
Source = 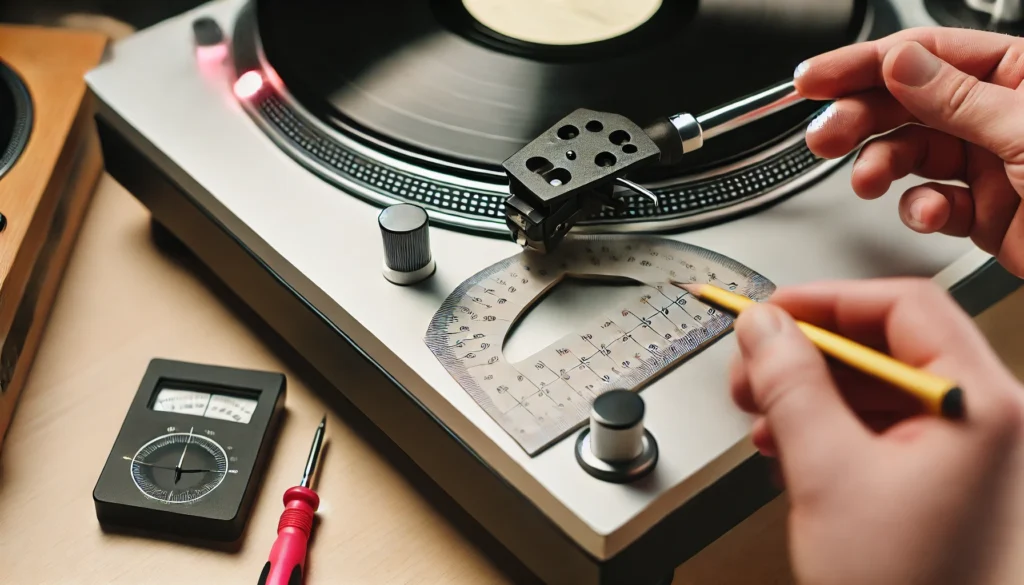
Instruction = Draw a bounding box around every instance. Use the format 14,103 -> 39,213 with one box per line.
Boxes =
424,235 -> 775,455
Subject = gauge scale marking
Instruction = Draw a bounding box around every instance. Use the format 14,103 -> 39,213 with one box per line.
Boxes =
153,388 -> 258,424
425,235 -> 775,455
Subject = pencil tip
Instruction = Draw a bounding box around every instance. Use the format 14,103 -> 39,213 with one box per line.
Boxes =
320,414 -> 327,426
670,281 -> 701,294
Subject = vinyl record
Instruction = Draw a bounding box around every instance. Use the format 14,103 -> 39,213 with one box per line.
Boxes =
256,0 -> 868,175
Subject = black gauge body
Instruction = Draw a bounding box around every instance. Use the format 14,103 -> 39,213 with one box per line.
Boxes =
93,359 -> 285,542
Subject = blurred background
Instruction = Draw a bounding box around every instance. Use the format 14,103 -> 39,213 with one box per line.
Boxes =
0,0 -> 205,39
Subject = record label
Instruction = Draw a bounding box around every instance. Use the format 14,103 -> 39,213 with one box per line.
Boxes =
462,0 -> 664,46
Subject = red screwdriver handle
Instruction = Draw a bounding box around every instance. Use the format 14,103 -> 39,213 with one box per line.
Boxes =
257,486 -> 320,585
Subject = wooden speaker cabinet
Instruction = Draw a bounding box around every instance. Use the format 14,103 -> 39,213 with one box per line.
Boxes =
0,26 -> 108,449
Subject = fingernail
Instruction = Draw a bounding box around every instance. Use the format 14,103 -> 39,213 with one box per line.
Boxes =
738,304 -> 783,353
853,154 -> 867,171
908,197 -> 927,228
794,60 -> 810,80
891,42 -> 941,87
807,103 -> 837,134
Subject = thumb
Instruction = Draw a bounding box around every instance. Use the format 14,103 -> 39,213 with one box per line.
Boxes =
883,40 -> 1024,163
735,304 -> 869,487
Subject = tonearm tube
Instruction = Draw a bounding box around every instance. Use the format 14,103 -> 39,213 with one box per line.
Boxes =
502,80 -> 808,254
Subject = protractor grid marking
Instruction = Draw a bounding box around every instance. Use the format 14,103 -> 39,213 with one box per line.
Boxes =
425,235 -> 775,455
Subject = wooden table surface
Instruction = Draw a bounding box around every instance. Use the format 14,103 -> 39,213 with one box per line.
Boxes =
1,173 -> 1022,584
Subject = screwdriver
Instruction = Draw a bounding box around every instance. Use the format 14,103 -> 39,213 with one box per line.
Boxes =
258,415 -> 327,585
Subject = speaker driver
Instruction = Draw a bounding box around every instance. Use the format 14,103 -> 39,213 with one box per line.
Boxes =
0,60 -> 32,181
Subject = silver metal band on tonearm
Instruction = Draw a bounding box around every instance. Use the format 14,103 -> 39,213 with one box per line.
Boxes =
668,80 -> 805,154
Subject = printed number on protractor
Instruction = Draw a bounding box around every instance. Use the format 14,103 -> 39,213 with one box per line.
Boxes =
423,235 -> 775,455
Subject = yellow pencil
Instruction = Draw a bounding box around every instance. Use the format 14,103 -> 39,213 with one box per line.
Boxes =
672,281 -> 964,419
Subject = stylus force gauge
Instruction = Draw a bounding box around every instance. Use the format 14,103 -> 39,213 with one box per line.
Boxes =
93,359 -> 285,542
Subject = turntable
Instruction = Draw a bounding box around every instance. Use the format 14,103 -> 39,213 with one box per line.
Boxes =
85,1 -> 1023,583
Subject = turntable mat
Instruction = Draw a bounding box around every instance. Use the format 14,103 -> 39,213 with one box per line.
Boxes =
256,0 -> 864,170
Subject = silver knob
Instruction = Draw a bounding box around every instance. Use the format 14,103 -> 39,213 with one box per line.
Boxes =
590,390 -> 646,461
575,390 -> 658,483
966,0 -> 1024,22
378,203 -> 436,285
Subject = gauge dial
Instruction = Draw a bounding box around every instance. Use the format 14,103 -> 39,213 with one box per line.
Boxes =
128,429 -> 228,504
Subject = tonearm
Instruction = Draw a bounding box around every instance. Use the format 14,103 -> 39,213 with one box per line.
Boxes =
501,80 -> 809,253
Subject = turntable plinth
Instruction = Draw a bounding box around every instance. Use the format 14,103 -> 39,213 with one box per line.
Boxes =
0,26 -> 107,450
84,1 -> 1024,583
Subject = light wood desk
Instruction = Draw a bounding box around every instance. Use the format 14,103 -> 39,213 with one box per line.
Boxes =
1,173 -> 1023,584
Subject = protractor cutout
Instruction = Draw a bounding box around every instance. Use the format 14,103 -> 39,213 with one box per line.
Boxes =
503,276 -> 649,364
424,235 -> 775,455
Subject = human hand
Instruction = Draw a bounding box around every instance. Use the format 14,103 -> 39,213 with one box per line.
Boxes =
729,279 -> 1024,585
793,28 -> 1024,276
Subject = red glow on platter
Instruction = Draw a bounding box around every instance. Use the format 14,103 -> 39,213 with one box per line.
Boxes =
233,71 -> 263,99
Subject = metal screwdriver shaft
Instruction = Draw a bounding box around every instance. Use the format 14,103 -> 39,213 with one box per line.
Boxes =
258,415 -> 327,585
301,415 -> 326,488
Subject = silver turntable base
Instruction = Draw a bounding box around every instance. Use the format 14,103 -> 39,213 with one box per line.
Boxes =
85,0 -> 1022,583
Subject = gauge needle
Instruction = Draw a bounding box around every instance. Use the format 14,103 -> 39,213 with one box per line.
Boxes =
174,427 -> 194,484
121,457 -> 219,473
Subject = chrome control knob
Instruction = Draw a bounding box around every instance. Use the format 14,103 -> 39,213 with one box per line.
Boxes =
378,203 -> 436,285
575,390 -> 658,483
590,390 -> 646,461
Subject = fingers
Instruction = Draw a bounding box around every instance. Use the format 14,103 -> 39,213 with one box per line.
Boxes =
829,364 -> 928,417
730,348 -> 927,426
733,303 -> 869,484
962,150 -> 1022,256
800,39 -> 1024,164
995,207 -> 1024,277
812,106 -> 1022,261
765,279 -> 972,362
796,29 -> 1024,162
849,125 -> 967,199
826,124 -> 977,237
898,182 -> 975,236
805,90 -> 916,159
751,417 -> 776,457
878,42 -> 1024,164
728,351 -> 756,413
751,406 -> 923,452
794,27 -> 1024,98
764,280 -> 1019,413
734,279 -> 1024,466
